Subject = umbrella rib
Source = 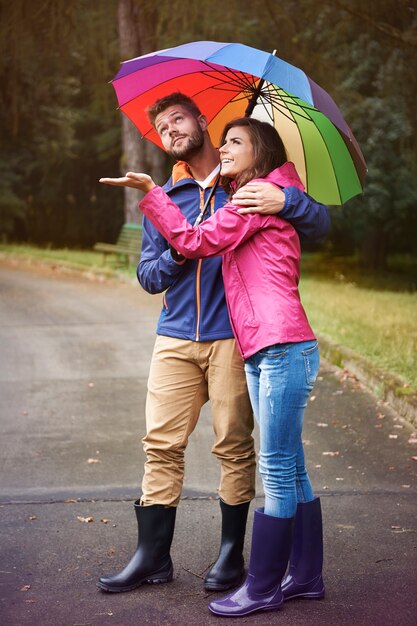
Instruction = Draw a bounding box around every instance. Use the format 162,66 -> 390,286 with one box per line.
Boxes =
265,90 -> 318,123
201,60 -> 259,90
116,71 -> 253,109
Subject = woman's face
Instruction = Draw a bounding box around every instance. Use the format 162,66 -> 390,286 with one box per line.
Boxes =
219,126 -> 254,179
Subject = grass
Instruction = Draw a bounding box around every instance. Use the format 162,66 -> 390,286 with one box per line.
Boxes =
0,243 -> 137,280
299,253 -> 417,389
1,244 -> 416,390
299,276 -> 417,389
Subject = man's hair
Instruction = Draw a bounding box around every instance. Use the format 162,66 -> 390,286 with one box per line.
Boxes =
147,92 -> 202,126
219,117 -> 288,193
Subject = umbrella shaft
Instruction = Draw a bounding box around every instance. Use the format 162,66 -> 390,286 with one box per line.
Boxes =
245,78 -> 265,117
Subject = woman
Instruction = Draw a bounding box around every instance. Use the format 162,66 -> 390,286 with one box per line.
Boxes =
100,117 -> 325,617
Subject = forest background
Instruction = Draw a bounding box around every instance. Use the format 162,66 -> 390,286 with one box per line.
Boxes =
0,0 -> 416,271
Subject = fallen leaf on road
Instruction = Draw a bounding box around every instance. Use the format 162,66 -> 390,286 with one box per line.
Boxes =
376,412 -> 385,420
87,458 -> 101,464
408,437 -> 417,444
20,585 -> 31,592
389,434 -> 398,439
401,484 -> 411,488
88,382 -> 95,388
340,370 -> 357,383
336,477 -> 344,481
310,395 -> 316,402
96,611 -> 114,616
317,423 -> 328,427
100,519 -> 111,524
315,464 -> 322,468
335,524 -> 355,529
28,515 -> 38,521
322,451 -> 340,456
412,456 -> 417,462
77,516 -> 94,523
393,424 -> 404,429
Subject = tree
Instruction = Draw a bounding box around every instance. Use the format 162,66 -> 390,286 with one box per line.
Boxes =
0,0 -> 125,246
117,0 -> 166,224
289,0 -> 417,268
1,0 -> 415,265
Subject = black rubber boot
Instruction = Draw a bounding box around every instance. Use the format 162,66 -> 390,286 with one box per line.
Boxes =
204,499 -> 250,591
97,502 -> 176,593
209,508 -> 294,616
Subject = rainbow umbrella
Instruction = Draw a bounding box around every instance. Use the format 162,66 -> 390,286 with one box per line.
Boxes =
111,40 -> 367,205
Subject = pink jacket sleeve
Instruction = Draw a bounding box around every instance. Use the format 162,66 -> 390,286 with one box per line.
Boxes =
140,186 -> 273,259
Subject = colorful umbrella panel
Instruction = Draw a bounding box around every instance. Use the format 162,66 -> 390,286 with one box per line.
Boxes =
112,41 -> 366,205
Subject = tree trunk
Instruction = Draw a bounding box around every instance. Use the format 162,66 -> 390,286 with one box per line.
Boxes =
117,0 -> 165,223
361,225 -> 387,271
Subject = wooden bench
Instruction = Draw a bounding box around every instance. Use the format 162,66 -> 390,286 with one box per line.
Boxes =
94,223 -> 142,266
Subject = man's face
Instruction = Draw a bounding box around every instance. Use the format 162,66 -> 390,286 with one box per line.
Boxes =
154,105 -> 205,161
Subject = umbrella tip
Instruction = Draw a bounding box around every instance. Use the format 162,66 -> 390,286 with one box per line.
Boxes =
272,49 -> 277,56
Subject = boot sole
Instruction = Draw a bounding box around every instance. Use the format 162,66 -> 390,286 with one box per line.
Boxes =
97,569 -> 173,593
284,591 -> 325,601
204,583 -> 238,592
209,601 -> 283,617
204,577 -> 244,592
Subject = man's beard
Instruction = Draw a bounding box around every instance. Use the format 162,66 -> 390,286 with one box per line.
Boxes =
167,128 -> 205,161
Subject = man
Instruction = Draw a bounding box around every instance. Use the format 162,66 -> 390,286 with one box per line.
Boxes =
98,93 -> 330,594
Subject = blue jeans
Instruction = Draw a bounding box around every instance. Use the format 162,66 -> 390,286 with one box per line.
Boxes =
244,340 -> 320,518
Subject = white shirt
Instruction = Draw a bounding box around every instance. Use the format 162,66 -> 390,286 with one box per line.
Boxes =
194,164 -> 221,189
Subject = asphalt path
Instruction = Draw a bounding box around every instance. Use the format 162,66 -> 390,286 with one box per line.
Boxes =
0,259 -> 416,626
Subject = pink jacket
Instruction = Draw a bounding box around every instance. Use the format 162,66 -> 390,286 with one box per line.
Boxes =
140,162 -> 315,359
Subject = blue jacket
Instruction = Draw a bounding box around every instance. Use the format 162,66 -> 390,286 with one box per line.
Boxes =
137,162 -> 330,342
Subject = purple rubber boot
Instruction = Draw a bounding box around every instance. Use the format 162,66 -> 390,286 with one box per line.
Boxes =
208,508 -> 293,617
281,497 -> 325,600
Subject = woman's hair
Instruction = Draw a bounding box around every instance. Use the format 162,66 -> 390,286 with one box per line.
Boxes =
219,117 -> 287,194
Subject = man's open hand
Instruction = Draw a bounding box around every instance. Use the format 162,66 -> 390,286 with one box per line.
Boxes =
99,172 -> 155,194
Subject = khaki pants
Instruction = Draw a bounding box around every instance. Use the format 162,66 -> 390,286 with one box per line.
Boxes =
141,335 -> 256,506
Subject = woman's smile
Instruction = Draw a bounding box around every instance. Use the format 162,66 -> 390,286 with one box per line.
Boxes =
219,127 -> 254,179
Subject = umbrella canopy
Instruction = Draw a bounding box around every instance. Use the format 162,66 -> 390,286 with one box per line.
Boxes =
111,41 -> 366,205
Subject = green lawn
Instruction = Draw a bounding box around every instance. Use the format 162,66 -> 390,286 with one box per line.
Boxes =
299,275 -> 417,389
1,244 -> 416,389
0,243 -> 137,279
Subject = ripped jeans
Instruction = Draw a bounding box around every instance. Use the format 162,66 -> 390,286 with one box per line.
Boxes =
244,340 -> 320,518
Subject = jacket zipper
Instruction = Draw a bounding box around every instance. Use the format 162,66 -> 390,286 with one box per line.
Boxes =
195,260 -> 202,341
195,188 -> 205,341
195,189 -> 216,341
